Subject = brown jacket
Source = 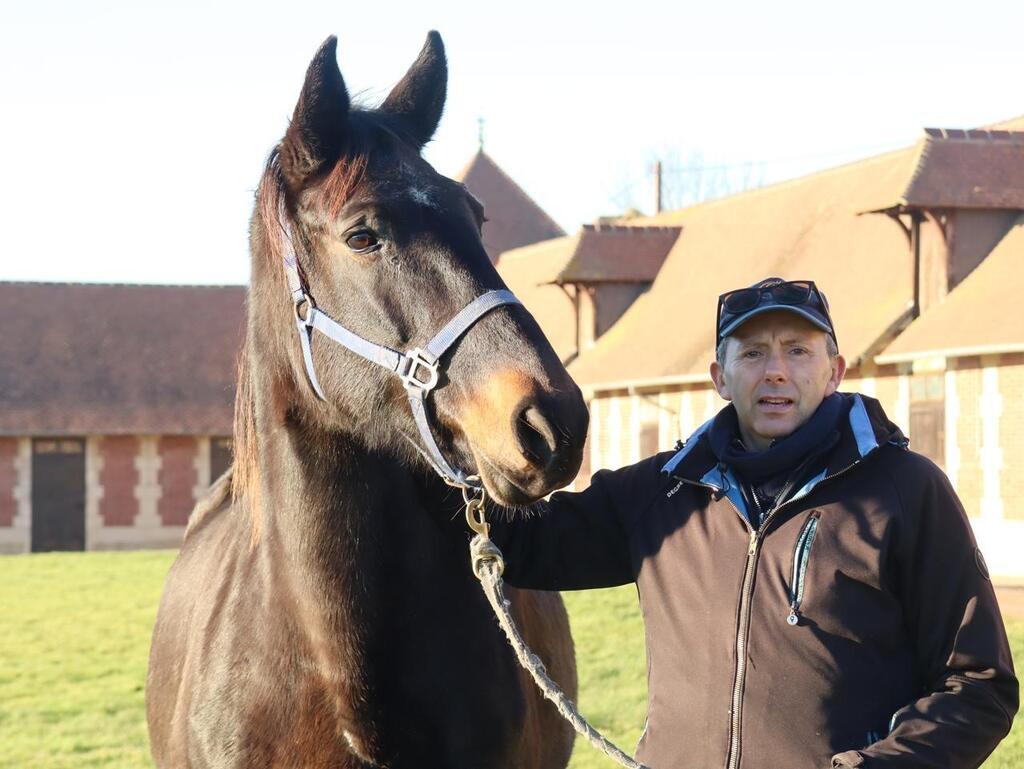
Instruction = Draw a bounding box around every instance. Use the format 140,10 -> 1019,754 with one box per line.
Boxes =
493,393 -> 1018,769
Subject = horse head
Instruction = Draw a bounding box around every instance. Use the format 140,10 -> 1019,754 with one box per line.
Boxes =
246,33 -> 588,506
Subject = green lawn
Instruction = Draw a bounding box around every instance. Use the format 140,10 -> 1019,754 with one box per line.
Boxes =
0,552 -> 1019,768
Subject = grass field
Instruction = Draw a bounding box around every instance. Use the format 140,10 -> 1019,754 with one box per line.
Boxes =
0,551 -> 1019,768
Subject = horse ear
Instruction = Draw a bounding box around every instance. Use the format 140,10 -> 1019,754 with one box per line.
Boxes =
280,36 -> 351,190
380,31 -> 447,149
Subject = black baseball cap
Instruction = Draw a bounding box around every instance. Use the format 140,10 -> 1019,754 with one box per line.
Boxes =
716,278 -> 838,350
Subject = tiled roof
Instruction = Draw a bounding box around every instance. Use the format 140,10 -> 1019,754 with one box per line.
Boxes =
877,215 -> 1024,362
0,283 -> 245,435
456,150 -> 565,262
860,129 -> 1024,212
495,223 -> 682,363
567,146 -> 922,389
899,129 -> 1024,209
552,224 -> 681,284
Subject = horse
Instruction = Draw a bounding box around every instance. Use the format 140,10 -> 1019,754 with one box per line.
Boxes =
146,32 -> 589,769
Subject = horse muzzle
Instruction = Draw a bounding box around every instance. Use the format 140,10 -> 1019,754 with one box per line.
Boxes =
457,369 -> 588,506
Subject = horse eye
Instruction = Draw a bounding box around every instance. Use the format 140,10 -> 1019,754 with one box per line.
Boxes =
345,231 -> 379,253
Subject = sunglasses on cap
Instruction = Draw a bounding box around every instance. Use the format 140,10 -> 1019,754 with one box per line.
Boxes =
716,279 -> 836,345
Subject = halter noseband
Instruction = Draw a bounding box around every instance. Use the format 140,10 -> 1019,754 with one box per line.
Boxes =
278,217 -> 521,490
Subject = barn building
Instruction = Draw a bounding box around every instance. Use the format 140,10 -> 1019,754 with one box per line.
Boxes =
502,119 -> 1024,580
0,151 -> 563,553
0,283 -> 244,553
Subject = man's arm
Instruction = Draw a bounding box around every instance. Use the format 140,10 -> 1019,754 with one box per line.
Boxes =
832,454 -> 1019,769
489,453 -> 668,591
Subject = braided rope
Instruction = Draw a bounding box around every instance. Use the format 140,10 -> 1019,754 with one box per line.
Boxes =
470,535 -> 651,769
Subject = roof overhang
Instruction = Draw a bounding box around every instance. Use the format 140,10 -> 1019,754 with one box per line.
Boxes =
875,342 -> 1024,365
583,371 -> 713,397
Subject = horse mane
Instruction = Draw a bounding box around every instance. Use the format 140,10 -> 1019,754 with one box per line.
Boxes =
230,125 -> 374,525
230,345 -> 260,523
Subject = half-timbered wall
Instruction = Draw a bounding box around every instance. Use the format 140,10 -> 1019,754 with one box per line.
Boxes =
583,353 -> 1024,579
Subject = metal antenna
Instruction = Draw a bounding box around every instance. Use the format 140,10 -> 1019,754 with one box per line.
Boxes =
477,117 -> 485,152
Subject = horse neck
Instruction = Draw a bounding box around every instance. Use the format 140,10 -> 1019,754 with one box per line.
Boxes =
246,361 -> 458,601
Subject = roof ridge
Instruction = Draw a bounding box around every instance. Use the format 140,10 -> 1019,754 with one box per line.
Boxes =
581,223 -> 682,234
637,143 -> 919,223
923,127 -> 1024,142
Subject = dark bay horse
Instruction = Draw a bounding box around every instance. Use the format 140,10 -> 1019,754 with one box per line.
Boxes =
146,32 -> 588,769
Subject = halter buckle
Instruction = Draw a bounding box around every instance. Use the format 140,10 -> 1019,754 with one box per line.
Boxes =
400,349 -> 439,393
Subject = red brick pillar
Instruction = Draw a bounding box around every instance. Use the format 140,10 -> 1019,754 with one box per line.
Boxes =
157,437 -> 198,527
98,436 -> 140,526
0,437 -> 16,528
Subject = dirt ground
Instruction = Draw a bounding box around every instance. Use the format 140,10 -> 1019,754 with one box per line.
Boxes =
995,586 -> 1024,620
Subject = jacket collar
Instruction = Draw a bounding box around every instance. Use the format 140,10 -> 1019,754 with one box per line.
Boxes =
661,393 -> 906,501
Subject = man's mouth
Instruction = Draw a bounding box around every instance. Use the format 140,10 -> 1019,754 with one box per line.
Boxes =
757,396 -> 794,411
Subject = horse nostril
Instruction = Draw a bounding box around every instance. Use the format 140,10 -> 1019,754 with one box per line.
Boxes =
515,405 -> 559,467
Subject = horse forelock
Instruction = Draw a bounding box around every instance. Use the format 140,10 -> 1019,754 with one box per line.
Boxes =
319,151 -> 369,218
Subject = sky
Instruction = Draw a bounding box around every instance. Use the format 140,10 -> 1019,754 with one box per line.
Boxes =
2,0 -> 1023,285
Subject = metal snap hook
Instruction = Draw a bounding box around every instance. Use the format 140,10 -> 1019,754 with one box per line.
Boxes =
464,482 -> 490,538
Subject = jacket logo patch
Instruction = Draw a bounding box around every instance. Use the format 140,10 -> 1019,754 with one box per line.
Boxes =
975,548 -> 991,581
666,480 -> 684,498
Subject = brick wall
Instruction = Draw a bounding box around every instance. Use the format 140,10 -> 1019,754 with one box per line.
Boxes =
0,437 -> 16,527
98,436 -> 139,526
157,436 -> 198,527
0,433 -> 215,553
0,439 -> 30,553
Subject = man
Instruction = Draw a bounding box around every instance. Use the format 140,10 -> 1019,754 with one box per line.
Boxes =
492,278 -> 1018,769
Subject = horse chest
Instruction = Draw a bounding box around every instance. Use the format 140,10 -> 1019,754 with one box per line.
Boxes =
249,518 -> 526,768
354,540 -> 529,762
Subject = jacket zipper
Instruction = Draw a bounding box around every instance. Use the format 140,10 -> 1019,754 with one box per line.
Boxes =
727,527 -> 759,769
787,511 -> 821,626
695,458 -> 864,769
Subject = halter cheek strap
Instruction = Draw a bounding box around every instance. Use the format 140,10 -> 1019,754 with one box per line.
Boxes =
280,225 -> 521,489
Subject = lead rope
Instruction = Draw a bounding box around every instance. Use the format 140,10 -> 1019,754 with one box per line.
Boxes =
464,488 -> 651,769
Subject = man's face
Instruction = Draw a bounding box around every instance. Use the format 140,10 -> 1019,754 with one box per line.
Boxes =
709,311 -> 846,451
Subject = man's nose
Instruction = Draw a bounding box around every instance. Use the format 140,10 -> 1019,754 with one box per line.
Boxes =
763,349 -> 788,381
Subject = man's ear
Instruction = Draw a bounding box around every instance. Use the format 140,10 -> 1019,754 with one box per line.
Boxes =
710,360 -> 732,401
824,354 -> 847,396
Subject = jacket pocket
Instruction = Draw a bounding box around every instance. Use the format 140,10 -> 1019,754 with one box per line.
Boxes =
787,510 -> 821,626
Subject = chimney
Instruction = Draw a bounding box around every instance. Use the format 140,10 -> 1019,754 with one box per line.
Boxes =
653,160 -> 663,214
